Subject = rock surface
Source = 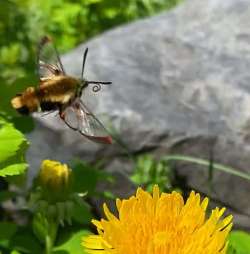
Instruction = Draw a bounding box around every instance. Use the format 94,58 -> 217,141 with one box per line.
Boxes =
27,0 -> 250,229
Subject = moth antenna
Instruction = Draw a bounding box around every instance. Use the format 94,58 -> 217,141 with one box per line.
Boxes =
81,48 -> 88,79
87,81 -> 112,85
86,81 -> 112,93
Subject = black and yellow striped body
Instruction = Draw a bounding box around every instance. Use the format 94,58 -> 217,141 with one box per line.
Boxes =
11,75 -> 82,115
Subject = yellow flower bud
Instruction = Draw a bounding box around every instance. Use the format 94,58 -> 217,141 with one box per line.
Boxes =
30,160 -> 87,226
38,160 -> 72,201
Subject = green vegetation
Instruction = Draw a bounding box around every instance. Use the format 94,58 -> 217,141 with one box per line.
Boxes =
0,118 -> 28,177
130,154 -> 179,192
228,231 -> 250,254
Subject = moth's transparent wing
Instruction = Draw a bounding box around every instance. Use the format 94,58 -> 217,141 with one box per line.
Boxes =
38,36 -> 65,81
62,106 -> 79,130
78,100 -> 112,144
61,100 -> 112,144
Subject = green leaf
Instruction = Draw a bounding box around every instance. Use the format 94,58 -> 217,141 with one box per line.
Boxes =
10,227 -> 43,254
0,222 -> 17,249
0,121 -> 28,178
71,201 -> 92,225
0,123 -> 26,162
71,160 -> 111,195
228,230 -> 250,254
53,229 -> 90,254
0,163 -> 28,177
71,161 -> 99,194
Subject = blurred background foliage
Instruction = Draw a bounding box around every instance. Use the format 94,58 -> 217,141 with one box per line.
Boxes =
0,0 -> 181,131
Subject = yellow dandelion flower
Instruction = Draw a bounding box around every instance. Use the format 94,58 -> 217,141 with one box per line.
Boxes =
82,185 -> 233,254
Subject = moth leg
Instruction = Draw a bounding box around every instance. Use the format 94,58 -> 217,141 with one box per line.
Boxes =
40,111 -> 55,117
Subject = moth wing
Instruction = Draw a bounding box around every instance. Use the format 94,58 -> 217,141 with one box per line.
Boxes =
62,106 -> 79,130
61,100 -> 112,144
38,36 -> 65,82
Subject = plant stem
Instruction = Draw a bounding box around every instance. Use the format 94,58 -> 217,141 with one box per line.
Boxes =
45,220 -> 58,254
163,155 -> 250,181
45,234 -> 52,254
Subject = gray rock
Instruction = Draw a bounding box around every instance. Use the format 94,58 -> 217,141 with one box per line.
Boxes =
27,0 -> 250,229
